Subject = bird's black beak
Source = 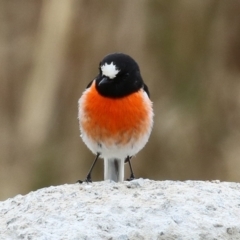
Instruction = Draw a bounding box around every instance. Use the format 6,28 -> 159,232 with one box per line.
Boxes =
99,77 -> 110,86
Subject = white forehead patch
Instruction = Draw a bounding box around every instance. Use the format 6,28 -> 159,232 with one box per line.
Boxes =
101,62 -> 120,79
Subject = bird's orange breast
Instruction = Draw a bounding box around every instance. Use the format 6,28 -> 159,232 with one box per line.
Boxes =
80,82 -> 152,145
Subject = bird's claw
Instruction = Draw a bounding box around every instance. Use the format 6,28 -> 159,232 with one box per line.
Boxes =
126,174 -> 135,181
76,176 -> 92,184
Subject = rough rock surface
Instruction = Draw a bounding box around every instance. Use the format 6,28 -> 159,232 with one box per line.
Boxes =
1,179 -> 240,239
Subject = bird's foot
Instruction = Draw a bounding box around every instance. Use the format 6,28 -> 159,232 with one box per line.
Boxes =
76,175 -> 92,184
126,174 -> 135,181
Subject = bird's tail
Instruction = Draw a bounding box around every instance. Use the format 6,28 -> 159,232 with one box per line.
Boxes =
104,158 -> 124,182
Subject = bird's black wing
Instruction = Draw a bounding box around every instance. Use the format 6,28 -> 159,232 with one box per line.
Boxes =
143,83 -> 150,98
86,79 -> 94,89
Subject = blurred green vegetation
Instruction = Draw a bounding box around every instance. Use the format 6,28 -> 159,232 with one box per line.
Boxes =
1,0 -> 240,200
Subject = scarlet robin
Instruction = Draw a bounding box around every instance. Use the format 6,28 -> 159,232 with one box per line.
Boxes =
78,53 -> 153,182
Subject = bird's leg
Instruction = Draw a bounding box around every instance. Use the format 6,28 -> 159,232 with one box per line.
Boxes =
125,156 -> 135,181
77,153 -> 100,183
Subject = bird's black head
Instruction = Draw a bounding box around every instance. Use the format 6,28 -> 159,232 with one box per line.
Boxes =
95,53 -> 144,98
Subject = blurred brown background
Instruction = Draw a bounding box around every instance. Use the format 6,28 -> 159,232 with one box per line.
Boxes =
1,0 -> 240,200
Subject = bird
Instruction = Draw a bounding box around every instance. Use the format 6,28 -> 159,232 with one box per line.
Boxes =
78,53 -> 153,183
